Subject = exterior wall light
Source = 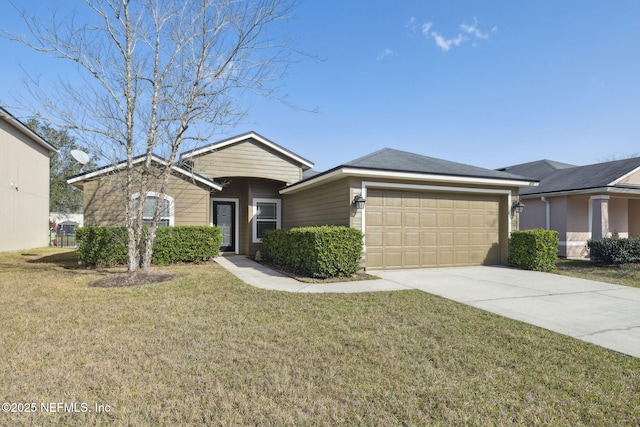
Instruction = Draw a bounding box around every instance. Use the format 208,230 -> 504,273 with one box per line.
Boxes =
512,200 -> 525,215
353,194 -> 366,210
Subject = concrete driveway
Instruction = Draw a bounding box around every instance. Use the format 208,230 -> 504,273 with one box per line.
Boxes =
216,256 -> 640,358
376,266 -> 640,359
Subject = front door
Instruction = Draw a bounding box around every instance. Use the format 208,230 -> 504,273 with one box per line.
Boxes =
212,201 -> 236,252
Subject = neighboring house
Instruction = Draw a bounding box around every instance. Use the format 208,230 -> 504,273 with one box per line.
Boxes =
498,158 -> 640,258
0,106 -> 57,252
50,212 -> 84,228
68,132 -> 537,269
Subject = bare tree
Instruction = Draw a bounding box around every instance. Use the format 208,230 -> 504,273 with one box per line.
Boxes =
6,0 -> 296,272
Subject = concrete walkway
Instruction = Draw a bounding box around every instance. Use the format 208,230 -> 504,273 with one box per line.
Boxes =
215,255 -> 640,358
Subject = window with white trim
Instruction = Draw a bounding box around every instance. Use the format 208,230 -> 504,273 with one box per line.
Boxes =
132,192 -> 175,226
252,198 -> 281,243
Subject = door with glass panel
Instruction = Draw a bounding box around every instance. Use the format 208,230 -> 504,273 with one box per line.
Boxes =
212,201 -> 235,252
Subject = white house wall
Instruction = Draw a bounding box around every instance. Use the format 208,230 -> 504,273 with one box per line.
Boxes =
0,120 -> 51,252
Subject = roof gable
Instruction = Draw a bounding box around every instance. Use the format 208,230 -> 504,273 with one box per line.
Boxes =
497,159 -> 576,181
67,154 -> 222,191
180,131 -> 314,170
0,106 -> 58,153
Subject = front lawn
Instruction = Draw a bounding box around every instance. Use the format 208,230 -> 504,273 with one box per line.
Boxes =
555,258 -> 640,288
1,248 -> 639,425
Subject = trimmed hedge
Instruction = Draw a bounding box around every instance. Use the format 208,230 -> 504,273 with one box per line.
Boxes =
508,228 -> 559,271
76,226 -> 222,266
262,226 -> 364,279
76,227 -> 128,266
588,237 -> 640,264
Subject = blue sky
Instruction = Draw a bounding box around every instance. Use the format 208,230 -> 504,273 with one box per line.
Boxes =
2,1 -> 640,172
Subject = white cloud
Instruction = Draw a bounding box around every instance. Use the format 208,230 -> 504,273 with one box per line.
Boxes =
460,17 -> 488,39
406,17 -> 418,34
376,48 -> 395,62
431,32 -> 466,52
422,18 -> 494,52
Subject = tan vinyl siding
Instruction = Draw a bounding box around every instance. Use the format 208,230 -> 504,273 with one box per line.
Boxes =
0,120 -> 51,251
282,178 -> 351,228
193,140 -> 302,184
82,169 -> 210,227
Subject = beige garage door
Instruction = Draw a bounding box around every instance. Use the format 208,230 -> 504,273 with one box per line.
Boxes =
365,189 -> 502,269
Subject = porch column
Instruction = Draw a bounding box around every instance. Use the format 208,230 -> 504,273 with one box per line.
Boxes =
590,195 -> 610,239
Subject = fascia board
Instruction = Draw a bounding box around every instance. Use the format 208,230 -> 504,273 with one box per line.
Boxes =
0,109 -> 58,153
67,155 -> 222,191
280,167 -> 538,195
609,165 -> 640,186
520,186 -> 640,199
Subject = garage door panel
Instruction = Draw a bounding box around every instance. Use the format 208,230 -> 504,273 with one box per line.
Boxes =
385,212 -> 402,226
404,231 -> 420,247
367,251 -> 383,268
403,251 -> 421,267
367,231 -> 383,246
438,251 -> 454,266
385,231 -> 402,246
421,213 -> 437,227
366,189 -> 502,269
438,232 -> 454,245
455,251 -> 470,264
455,214 -> 470,227
386,252 -> 402,268
438,213 -> 454,227
368,211 -> 383,226
421,231 -> 437,246
403,212 -> 420,226
421,196 -> 438,208
403,195 -> 420,207
455,232 -> 470,245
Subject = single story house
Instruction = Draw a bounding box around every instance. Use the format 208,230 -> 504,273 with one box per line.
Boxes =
498,158 -> 640,257
68,132 -> 537,269
0,106 -> 58,252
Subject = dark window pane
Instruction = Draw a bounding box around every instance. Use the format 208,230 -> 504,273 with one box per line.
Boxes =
256,202 -> 276,220
256,221 -> 276,239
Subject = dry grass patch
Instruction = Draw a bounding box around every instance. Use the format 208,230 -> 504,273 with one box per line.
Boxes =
1,248 -> 639,426
555,258 -> 640,288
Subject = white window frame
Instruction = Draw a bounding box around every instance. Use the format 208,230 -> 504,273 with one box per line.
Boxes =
132,192 -> 175,226
252,198 -> 281,243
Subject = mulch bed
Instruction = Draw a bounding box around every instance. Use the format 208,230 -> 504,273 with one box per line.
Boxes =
89,271 -> 178,288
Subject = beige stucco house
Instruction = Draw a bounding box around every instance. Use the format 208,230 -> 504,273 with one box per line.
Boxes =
0,107 -> 57,252
69,132 -> 537,269
499,158 -> 640,258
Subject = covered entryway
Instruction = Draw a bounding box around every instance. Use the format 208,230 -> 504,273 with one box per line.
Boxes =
212,199 -> 238,253
365,189 -> 502,269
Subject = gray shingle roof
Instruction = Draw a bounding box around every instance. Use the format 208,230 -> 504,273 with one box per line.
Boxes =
342,148 -> 535,182
497,159 -> 576,181
513,157 -> 640,195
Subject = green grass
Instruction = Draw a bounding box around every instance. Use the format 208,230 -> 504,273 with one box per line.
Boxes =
555,258 -> 640,288
1,248 -> 640,426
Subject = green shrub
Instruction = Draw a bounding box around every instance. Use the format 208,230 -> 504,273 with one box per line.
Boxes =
76,227 -> 128,266
76,226 -> 222,266
262,226 -> 364,279
508,228 -> 559,271
587,236 -> 640,264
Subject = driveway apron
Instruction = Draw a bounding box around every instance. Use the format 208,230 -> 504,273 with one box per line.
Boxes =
375,266 -> 640,359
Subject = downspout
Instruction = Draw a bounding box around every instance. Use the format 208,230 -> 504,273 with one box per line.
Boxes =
541,197 -> 550,230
